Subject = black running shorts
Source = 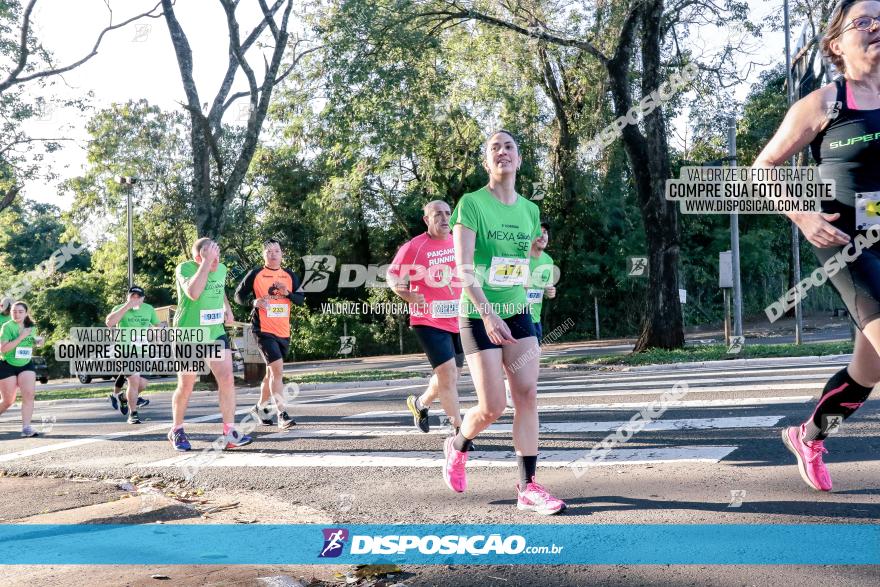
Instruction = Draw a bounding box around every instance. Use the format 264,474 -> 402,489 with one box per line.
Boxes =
0,361 -> 35,380
813,200 -> 880,330
413,325 -> 464,369
255,332 -> 289,363
458,312 -> 536,355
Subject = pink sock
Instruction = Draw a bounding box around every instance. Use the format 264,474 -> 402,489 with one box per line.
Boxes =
223,423 -> 234,435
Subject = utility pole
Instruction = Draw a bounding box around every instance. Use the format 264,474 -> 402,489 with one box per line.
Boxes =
728,121 -> 743,337
784,0 -> 804,344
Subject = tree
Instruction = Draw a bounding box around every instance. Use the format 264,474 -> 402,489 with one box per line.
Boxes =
412,0 -> 754,350
159,0 -> 320,239
0,0 -> 164,211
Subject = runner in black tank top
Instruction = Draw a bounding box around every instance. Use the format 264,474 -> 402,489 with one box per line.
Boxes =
755,0 -> 880,493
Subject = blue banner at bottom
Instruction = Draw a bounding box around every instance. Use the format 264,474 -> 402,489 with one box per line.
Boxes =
0,524 -> 878,565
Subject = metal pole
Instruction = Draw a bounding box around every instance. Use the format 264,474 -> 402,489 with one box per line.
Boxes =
127,185 -> 134,289
594,296 -> 600,340
723,288 -> 731,346
784,0 -> 804,344
728,121 -> 743,337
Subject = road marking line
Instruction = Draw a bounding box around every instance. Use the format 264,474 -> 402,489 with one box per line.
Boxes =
0,407 -> 251,464
296,384 -> 427,404
265,416 -> 783,439
527,383 -> 820,398
538,373 -> 833,388
344,395 -> 813,419
144,446 -> 738,469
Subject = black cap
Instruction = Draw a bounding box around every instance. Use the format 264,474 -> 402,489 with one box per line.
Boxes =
128,286 -> 146,296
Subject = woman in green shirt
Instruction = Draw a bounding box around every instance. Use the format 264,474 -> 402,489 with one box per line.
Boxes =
0,301 -> 44,437
0,297 -> 11,330
444,130 -> 566,515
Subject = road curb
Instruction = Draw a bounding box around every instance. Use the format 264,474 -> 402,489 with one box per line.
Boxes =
550,353 -> 853,373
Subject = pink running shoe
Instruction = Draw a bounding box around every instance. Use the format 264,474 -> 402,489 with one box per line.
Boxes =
443,436 -> 468,493
517,478 -> 567,515
781,424 -> 832,492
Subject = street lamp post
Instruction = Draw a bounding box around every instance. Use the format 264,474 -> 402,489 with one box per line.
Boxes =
783,0 -> 804,345
115,176 -> 138,289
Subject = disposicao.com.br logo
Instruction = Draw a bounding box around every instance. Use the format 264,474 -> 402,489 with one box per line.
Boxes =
318,528 -> 563,557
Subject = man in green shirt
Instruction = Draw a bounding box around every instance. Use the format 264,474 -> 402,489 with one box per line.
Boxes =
527,221 -> 558,343
169,237 -> 251,451
105,286 -> 161,424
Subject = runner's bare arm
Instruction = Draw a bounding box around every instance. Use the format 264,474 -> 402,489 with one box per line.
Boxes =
453,224 -> 516,344
0,328 -> 30,353
182,244 -> 219,300
754,83 -> 848,247
105,300 -> 132,328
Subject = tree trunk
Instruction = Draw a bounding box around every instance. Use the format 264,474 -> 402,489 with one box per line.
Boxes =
616,0 -> 684,350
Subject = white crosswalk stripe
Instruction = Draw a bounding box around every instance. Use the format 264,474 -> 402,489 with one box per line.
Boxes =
10,359 -> 828,474
145,446 -> 739,469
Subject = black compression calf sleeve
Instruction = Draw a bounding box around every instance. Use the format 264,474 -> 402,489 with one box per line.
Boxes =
802,367 -> 874,441
517,455 -> 538,487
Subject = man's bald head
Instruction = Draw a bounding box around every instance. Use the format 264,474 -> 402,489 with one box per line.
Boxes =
423,200 -> 452,239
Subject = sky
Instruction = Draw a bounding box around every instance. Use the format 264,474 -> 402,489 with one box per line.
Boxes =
12,0 -> 790,210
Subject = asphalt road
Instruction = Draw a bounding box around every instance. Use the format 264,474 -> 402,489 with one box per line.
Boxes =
2,345 -> 879,585
37,321 -> 854,391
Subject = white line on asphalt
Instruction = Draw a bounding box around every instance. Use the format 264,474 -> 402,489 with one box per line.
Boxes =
0,408 -> 251,464
343,395 -> 814,419
296,384 -> 428,404
144,446 -> 739,469
524,383 -> 820,399
543,365 -> 843,381
538,373 -> 833,388
264,416 -> 783,439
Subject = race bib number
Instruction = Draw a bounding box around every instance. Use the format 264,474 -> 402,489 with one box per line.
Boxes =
15,347 -> 32,360
856,192 -> 880,230
200,309 -> 225,325
431,299 -> 460,318
267,304 -> 289,318
526,289 -> 544,305
488,257 -> 530,286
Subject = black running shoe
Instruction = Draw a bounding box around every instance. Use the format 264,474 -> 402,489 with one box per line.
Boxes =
127,411 -> 141,424
406,395 -> 430,433
118,394 -> 129,416
136,397 -> 150,408
278,411 -> 296,430
249,404 -> 274,425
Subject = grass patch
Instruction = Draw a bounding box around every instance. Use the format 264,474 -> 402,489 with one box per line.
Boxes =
547,341 -> 854,367
285,369 -> 423,384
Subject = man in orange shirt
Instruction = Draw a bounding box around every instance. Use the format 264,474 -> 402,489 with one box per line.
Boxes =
234,239 -> 305,429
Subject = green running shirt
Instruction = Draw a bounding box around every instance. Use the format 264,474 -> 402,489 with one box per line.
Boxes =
527,252 -> 555,323
0,321 -> 35,367
174,261 -> 228,339
450,187 -> 541,319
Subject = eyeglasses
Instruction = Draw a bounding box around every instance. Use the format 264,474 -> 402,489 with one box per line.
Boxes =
835,15 -> 880,38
